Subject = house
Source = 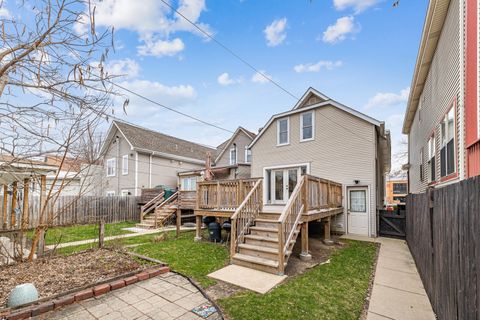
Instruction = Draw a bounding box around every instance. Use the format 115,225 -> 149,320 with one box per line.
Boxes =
249,87 -> 391,237
402,0 -> 480,193
385,175 -> 408,205
177,126 -> 256,191
194,88 -> 390,275
99,121 -> 215,197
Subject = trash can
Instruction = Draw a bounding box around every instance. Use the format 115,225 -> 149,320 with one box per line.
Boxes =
155,185 -> 176,200
222,222 -> 231,232
208,222 -> 221,243
202,216 -> 216,225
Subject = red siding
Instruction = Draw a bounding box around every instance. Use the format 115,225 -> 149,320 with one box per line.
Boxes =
466,0 -> 479,177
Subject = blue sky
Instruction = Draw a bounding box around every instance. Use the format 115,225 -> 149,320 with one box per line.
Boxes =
5,0 -> 429,168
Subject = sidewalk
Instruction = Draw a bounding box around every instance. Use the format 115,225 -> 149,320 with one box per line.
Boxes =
360,236 -> 436,320
46,226 -> 195,250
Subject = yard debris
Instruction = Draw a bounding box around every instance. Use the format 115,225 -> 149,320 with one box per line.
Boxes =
0,249 -> 143,308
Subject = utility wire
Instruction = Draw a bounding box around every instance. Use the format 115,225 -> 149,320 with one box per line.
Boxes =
158,0 -> 299,101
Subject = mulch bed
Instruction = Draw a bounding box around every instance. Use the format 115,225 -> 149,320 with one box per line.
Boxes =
0,249 -> 144,308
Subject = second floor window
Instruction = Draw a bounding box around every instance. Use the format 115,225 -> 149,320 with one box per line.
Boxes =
122,155 -> 128,175
428,135 -> 435,182
393,183 -> 407,194
440,107 -> 455,177
245,147 -> 252,163
301,112 -> 314,141
277,118 -> 289,145
230,145 -> 237,165
106,158 -> 116,177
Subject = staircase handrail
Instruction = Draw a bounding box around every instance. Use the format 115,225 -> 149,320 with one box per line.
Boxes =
140,191 -> 165,220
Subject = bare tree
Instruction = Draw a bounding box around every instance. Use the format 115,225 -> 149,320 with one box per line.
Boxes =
0,0 -> 126,260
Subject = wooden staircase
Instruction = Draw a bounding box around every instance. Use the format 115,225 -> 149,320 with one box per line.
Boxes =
137,191 -> 179,229
232,211 -> 302,274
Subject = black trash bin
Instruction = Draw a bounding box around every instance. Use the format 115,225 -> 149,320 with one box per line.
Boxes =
222,222 -> 231,232
202,216 -> 216,225
208,222 -> 221,243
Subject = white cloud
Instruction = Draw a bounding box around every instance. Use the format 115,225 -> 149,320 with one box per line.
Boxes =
251,70 -> 272,84
333,0 -> 380,13
294,60 -> 343,73
0,6 -> 11,18
75,0 -> 210,57
217,73 -> 240,86
322,16 -> 359,44
137,38 -> 185,57
106,59 -> 140,78
264,18 -> 287,47
365,87 -> 410,109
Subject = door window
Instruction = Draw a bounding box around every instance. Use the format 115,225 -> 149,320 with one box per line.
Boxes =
274,171 -> 284,201
350,190 -> 366,212
288,169 -> 298,198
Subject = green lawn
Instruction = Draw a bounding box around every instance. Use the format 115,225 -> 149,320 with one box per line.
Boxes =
30,221 -> 137,245
219,240 -> 377,320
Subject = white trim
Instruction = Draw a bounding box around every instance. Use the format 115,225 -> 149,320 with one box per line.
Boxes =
121,189 -> 129,196
276,118 -> 290,146
292,87 -> 330,110
300,111 -> 315,142
214,127 -> 255,164
106,158 -> 116,177
244,146 -> 251,163
106,190 -> 115,196
250,99 -> 381,148
133,147 -> 205,165
149,153 -> 153,188
134,152 -> 139,196
460,0 -> 466,179
262,163 -> 311,205
346,185 -> 370,237
122,154 -> 129,175
99,121 -> 135,156
229,145 -> 237,165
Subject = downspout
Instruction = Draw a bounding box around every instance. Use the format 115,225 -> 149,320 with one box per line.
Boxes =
459,0 -> 466,179
149,153 -> 153,188
116,136 -> 120,195
135,151 -> 139,196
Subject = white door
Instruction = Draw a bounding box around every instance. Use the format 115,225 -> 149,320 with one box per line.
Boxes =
271,168 -> 300,204
347,187 -> 369,235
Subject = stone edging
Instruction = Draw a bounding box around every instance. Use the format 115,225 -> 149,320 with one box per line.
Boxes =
2,266 -> 170,320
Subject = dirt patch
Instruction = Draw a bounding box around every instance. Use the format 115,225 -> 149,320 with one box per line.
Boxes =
206,281 -> 245,300
0,249 -> 144,308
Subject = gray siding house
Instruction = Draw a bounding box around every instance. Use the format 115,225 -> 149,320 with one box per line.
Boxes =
249,88 -> 391,237
100,121 -> 215,196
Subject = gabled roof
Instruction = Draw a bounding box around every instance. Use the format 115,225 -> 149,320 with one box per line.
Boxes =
100,121 -> 216,163
249,88 -> 382,148
292,87 -> 330,110
402,0 -> 451,134
214,127 -> 256,163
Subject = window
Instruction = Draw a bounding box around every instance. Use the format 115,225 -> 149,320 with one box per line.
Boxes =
106,191 -> 115,196
122,155 -> 128,175
121,190 -> 129,196
392,183 -> 407,194
420,148 -> 424,182
349,190 -> 366,212
440,107 -> 455,177
277,118 -> 289,145
181,177 -> 197,191
229,144 -> 237,165
300,112 -> 314,141
428,135 -> 436,182
245,147 -> 251,163
106,158 -> 116,177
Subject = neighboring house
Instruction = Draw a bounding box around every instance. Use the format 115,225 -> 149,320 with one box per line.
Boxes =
403,0 -> 480,193
100,121 -> 215,196
249,87 -> 391,237
386,179 -> 408,205
177,126 -> 256,192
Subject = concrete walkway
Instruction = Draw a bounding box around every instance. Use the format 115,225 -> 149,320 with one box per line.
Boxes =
46,226 -> 195,250
341,236 -> 435,320
35,272 -> 220,320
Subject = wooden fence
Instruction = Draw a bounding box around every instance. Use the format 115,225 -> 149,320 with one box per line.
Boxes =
1,195 -> 140,230
406,176 -> 480,320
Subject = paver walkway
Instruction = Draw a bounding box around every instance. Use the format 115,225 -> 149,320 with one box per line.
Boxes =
341,235 -> 435,320
34,272 -> 220,320
46,226 -> 195,250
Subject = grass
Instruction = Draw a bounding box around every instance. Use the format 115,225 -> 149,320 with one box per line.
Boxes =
29,221 -> 137,245
55,230 -> 230,288
218,240 -> 378,320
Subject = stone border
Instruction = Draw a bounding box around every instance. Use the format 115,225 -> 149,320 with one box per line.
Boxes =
2,266 -> 170,320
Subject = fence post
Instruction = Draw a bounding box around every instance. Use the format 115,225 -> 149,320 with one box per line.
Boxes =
99,220 -> 105,248
216,181 -> 221,210
2,184 -> 7,229
10,181 -> 17,228
37,228 -> 45,257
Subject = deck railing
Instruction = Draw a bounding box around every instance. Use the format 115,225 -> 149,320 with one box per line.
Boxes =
196,178 -> 258,211
305,175 -> 342,211
230,179 -> 263,258
140,191 -> 165,221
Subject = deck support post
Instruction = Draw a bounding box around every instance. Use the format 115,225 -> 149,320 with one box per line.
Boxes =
323,216 -> 334,245
194,215 -> 202,241
176,209 -> 181,237
299,221 -> 311,261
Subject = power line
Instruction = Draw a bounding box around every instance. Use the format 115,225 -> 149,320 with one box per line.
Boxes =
157,0 -> 299,101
